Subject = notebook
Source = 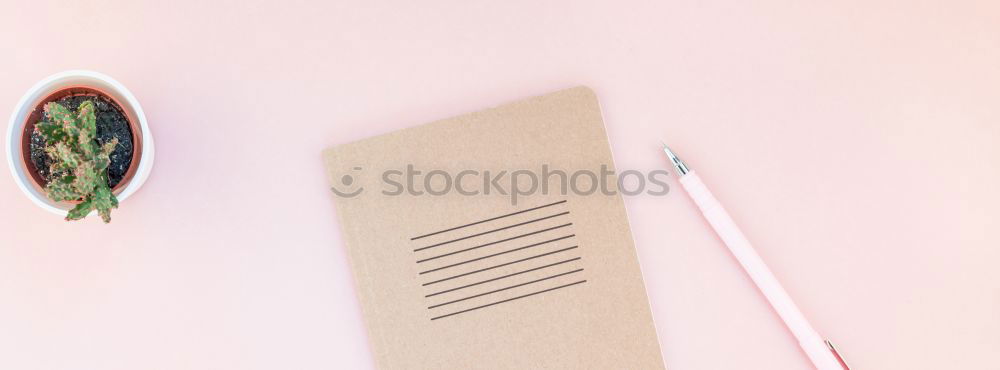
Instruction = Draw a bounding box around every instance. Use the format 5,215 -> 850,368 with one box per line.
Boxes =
322,87 -> 664,369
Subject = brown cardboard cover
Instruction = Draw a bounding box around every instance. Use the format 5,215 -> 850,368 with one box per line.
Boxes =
323,87 -> 664,369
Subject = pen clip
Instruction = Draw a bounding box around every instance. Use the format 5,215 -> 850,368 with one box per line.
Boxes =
825,340 -> 851,370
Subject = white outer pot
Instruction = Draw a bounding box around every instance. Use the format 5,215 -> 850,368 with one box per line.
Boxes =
5,70 -> 155,216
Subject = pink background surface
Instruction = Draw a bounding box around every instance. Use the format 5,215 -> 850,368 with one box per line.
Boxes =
2,1 -> 998,369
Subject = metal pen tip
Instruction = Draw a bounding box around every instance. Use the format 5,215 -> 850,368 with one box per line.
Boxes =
660,141 -> 690,175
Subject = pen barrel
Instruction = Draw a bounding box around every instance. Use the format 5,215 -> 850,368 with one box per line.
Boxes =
678,171 -> 843,370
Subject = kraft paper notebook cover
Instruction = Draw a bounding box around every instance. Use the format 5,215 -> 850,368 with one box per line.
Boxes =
322,87 -> 664,369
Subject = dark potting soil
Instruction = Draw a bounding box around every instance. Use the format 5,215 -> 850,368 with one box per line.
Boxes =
29,94 -> 134,188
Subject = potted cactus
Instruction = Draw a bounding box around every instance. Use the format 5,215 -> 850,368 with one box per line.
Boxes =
33,101 -> 124,222
5,71 -> 155,222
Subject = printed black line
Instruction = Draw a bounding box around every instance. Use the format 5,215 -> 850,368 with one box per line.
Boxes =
418,235 -> 575,275
427,269 -> 584,309
425,257 -> 582,297
414,212 -> 569,252
422,246 -> 579,286
430,280 -> 588,320
416,223 -> 572,263
411,200 -> 567,241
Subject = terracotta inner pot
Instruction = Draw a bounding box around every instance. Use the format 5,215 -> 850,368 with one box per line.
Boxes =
20,86 -> 144,198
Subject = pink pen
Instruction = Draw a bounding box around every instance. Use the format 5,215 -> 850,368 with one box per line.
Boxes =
662,143 -> 850,370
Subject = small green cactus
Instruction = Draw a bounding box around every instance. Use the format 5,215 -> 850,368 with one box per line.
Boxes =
35,101 -> 119,223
